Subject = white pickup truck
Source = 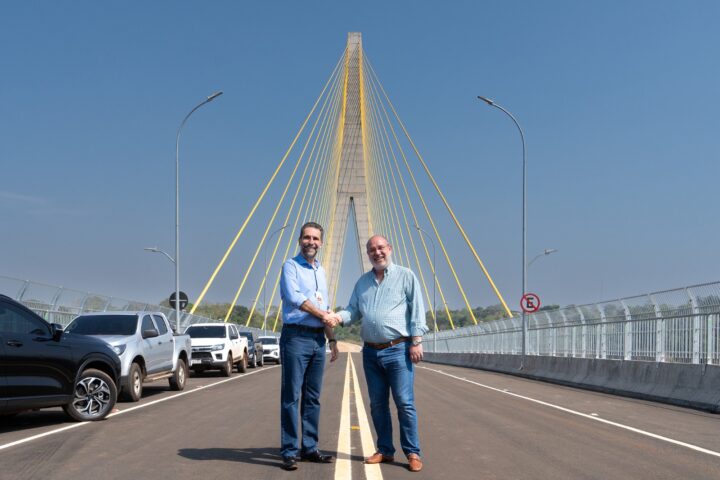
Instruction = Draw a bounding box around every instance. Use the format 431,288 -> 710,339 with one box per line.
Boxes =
65,311 -> 191,401
184,323 -> 249,376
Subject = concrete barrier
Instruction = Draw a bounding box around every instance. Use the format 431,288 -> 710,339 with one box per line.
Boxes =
424,352 -> 720,413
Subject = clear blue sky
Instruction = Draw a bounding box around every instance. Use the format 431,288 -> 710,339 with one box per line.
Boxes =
1,1 -> 718,311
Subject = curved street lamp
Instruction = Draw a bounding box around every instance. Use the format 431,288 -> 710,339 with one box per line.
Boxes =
477,95 -> 528,366
175,91 -> 223,328
528,248 -> 558,267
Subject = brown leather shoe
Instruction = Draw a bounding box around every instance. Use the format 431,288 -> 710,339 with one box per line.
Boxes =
365,452 -> 394,464
407,453 -> 423,472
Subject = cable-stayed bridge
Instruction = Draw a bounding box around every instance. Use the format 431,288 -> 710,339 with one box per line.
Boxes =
184,32 -> 511,333
2,33 -> 720,479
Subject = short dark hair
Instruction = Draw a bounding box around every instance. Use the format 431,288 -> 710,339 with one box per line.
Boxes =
299,222 -> 324,240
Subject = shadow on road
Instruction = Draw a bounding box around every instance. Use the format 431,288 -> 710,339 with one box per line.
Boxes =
178,447 -> 365,467
178,447 -> 283,467
0,410 -> 69,433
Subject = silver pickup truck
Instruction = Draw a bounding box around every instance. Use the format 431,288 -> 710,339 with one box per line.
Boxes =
66,311 -> 191,401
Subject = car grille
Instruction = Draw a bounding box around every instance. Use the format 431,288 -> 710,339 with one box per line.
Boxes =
192,345 -> 214,352
192,351 -> 213,360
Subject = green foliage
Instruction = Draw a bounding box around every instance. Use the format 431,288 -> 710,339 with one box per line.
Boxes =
428,304 -> 513,330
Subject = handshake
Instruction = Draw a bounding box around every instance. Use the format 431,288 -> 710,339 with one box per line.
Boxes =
322,311 -> 342,328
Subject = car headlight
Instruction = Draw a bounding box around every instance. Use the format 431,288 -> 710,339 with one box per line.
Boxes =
211,343 -> 225,351
113,344 -> 127,356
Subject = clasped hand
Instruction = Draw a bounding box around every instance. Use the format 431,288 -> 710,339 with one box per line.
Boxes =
322,311 -> 342,328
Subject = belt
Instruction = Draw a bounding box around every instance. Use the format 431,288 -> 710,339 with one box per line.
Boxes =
364,337 -> 410,350
283,323 -> 325,334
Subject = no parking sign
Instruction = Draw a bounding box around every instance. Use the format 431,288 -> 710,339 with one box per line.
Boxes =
520,293 -> 541,313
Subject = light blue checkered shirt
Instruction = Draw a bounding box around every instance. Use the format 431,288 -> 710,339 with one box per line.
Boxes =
338,262 -> 428,343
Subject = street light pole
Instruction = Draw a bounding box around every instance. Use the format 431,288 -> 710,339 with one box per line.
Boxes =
175,91 -> 223,329
415,225 -> 437,353
263,225 -> 289,335
477,95 -> 527,367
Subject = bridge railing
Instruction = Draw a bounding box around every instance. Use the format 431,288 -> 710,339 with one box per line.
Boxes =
430,281 -> 720,365
0,276 -> 271,336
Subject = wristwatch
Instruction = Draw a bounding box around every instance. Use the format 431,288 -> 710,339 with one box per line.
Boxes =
411,338 -> 422,346
328,339 -> 337,344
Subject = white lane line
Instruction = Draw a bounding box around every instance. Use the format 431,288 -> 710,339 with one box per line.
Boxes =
335,355 -> 353,480
421,366 -> 720,459
0,365 -> 278,452
349,354 -> 383,480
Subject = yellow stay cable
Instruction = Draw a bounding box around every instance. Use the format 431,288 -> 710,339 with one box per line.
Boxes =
267,85 -> 345,330
364,87 -> 403,265
323,46 -> 351,267
244,69 -> 346,326
365,63 -> 456,327
366,86 -> 412,266
366,58 -> 512,318
368,82 -> 412,268
190,54 -> 345,314
364,60 -> 479,325
365,77 -> 447,327
224,61 -> 345,322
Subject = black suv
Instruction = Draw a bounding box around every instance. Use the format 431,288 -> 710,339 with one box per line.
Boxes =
0,294 -> 121,421
239,331 -> 264,368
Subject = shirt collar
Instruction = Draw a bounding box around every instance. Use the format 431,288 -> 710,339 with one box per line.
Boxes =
294,253 -> 319,269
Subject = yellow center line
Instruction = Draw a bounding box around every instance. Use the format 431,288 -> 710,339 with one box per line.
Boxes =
349,354 -> 383,480
335,354 -> 353,479
335,353 -> 384,480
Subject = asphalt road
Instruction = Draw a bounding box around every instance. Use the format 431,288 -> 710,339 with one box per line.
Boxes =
1,354 -> 719,480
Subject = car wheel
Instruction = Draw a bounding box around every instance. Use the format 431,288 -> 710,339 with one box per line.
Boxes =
62,368 -> 117,421
122,362 -> 143,402
169,359 -> 187,391
221,354 -> 233,377
250,353 -> 257,368
238,351 -> 248,373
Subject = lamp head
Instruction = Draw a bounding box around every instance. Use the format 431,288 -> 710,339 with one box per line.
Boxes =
477,95 -> 494,106
207,91 -> 223,102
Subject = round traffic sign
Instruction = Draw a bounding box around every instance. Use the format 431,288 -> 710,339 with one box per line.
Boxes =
169,291 -> 189,311
520,293 -> 541,313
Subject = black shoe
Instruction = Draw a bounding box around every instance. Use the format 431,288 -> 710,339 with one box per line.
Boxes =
300,450 -> 334,463
282,456 -> 298,471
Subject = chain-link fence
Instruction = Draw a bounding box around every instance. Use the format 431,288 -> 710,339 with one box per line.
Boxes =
429,281 -> 720,365
0,275 -> 273,336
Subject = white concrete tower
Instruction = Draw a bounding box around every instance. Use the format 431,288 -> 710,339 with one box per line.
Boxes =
325,32 -> 372,305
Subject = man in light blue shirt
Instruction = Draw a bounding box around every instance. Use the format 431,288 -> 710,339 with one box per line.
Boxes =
337,234 -> 428,473
278,222 -> 340,471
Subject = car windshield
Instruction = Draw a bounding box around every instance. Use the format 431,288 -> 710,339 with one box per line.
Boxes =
186,325 -> 226,338
66,315 -> 138,335
260,337 -> 278,345
239,332 -> 253,340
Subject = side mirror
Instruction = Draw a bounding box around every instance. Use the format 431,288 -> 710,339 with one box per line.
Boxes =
142,328 -> 159,339
50,323 -> 64,341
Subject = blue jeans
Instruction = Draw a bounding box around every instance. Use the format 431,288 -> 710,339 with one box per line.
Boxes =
280,328 -> 326,458
362,341 -> 421,457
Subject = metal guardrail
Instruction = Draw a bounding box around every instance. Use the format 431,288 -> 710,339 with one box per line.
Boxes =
0,275 -> 273,336
430,281 -> 720,365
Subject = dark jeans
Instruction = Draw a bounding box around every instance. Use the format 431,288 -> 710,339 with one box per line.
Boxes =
362,341 -> 421,457
280,327 -> 326,458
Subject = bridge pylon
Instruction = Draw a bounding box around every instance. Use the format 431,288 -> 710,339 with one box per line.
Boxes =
324,32 -> 372,306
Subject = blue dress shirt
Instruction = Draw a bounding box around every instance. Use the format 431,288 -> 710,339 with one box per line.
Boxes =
280,253 -> 329,328
338,262 -> 428,343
